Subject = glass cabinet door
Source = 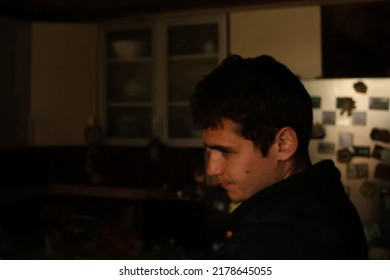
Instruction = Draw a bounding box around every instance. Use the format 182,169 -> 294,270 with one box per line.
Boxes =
101,16 -> 226,146
167,21 -> 221,139
104,27 -> 153,140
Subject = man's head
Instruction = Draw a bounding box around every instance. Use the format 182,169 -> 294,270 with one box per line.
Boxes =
191,55 -> 313,201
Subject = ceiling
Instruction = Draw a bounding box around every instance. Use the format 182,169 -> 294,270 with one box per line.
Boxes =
0,0 -> 274,21
0,0 -> 373,22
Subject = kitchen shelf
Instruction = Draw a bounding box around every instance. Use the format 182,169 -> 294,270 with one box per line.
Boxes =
50,184 -> 203,202
0,184 -> 203,204
107,57 -> 153,63
168,53 -> 219,61
107,102 -> 152,108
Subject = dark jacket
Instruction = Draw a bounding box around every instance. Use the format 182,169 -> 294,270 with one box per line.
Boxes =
210,160 -> 368,259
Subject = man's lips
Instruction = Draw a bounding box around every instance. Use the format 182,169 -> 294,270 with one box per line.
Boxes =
220,182 -> 234,190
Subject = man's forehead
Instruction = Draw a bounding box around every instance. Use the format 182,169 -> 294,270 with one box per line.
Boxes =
206,117 -> 241,131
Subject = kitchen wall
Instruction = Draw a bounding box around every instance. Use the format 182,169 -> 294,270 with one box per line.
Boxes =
0,17 -> 30,147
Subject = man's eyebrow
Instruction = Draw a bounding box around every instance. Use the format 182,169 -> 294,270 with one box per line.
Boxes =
204,144 -> 235,152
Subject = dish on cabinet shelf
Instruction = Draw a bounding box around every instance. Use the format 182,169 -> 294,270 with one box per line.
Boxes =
202,40 -> 217,53
106,62 -> 152,102
168,58 -> 217,102
111,40 -> 146,58
122,80 -> 149,100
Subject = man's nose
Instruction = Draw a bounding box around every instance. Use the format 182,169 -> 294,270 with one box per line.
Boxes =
206,151 -> 224,176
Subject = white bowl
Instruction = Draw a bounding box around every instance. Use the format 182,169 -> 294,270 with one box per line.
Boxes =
111,40 -> 144,58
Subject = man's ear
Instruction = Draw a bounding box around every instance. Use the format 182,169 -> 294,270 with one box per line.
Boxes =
274,127 -> 298,160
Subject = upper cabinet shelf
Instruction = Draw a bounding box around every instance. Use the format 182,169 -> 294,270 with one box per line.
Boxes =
100,15 -> 227,146
168,53 -> 219,61
107,57 -> 153,63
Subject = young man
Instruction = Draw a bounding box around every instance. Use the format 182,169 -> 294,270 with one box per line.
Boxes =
191,55 -> 368,259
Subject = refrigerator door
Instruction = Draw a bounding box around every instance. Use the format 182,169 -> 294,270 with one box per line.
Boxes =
302,78 -> 390,225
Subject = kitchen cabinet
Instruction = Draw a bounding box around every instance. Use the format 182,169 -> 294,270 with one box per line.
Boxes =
30,22 -> 98,146
229,6 -> 322,79
0,20 -> 98,147
100,15 -> 227,146
101,23 -> 154,146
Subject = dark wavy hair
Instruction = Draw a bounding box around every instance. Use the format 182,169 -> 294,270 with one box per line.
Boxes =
190,54 -> 313,158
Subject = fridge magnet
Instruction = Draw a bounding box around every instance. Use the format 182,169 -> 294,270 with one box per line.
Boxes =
336,97 -> 356,116
337,148 -> 353,163
352,111 -> 367,125
359,181 -> 376,197
374,164 -> 390,180
322,111 -> 336,125
353,80 -> 367,93
347,163 -> 369,179
339,132 -> 354,147
318,141 -> 335,154
353,146 -> 370,157
336,113 -> 352,126
311,96 -> 321,108
372,145 -> 386,159
380,188 -> 390,210
311,123 -> 326,139
370,128 -> 390,143
380,149 -> 390,164
369,97 -> 389,110
336,97 -> 344,108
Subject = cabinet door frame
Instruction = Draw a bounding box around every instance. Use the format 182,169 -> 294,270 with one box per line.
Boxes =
159,15 -> 227,147
99,21 -> 157,146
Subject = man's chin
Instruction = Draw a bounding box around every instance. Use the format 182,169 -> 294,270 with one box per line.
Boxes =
227,191 -> 243,203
